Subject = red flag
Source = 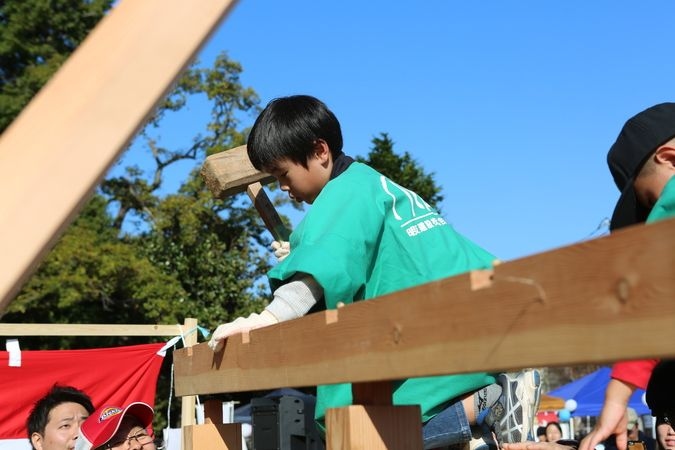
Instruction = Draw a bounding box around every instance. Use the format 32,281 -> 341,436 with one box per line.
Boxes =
0,343 -> 165,439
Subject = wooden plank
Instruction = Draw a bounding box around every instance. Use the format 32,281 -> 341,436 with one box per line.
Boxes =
201,146 -> 275,198
0,323 -> 181,336
173,218 -> 675,396
182,318 -> 199,428
0,0 -> 239,313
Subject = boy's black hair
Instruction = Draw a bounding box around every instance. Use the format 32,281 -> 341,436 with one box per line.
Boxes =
247,95 -> 343,171
27,385 -> 94,446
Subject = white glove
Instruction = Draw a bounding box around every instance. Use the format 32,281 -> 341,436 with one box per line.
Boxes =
208,310 -> 278,352
271,240 -> 291,262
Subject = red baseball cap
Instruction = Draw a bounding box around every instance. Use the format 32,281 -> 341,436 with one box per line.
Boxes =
75,402 -> 153,450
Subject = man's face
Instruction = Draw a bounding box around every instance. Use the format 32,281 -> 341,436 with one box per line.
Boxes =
31,402 -> 89,450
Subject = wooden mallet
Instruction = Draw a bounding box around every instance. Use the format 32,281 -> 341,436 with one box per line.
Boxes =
200,145 -> 291,241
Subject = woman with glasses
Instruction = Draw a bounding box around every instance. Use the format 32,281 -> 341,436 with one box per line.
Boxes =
75,402 -> 158,450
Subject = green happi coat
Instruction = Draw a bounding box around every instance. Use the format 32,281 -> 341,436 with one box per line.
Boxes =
267,162 -> 497,428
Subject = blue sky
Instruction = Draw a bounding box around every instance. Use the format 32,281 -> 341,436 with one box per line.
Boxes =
120,1 -> 675,261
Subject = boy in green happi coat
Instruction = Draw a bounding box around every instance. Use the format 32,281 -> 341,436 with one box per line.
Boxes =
209,95 -> 541,448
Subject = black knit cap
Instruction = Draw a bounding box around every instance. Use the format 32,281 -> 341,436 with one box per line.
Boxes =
608,102 -> 675,230
646,360 -> 675,418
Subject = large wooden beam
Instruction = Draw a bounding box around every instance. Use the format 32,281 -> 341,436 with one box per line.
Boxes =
174,218 -> 675,396
0,0 -> 238,313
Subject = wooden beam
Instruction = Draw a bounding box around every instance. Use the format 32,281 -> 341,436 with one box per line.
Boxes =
174,218 -> 675,396
201,146 -> 275,199
182,318 -> 199,429
0,0 -> 238,313
0,323 -> 182,336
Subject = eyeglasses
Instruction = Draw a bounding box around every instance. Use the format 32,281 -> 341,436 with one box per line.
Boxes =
105,430 -> 154,449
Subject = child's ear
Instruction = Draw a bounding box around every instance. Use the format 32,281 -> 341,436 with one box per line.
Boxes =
313,139 -> 331,162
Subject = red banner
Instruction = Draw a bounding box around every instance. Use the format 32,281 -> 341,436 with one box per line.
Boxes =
0,343 -> 165,439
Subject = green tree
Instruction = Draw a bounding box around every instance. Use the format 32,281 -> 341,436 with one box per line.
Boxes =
3,195 -> 189,349
0,0 -> 113,132
357,132 -> 444,210
138,170 -> 270,331
99,52 -> 271,332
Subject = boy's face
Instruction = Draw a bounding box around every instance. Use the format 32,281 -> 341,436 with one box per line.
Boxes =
267,142 -> 332,205
31,402 -> 89,450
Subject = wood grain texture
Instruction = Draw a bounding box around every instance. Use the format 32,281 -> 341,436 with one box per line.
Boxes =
326,406 -> 422,450
174,218 -> 675,396
201,146 -> 275,198
0,0 -> 238,312
182,424 -> 241,450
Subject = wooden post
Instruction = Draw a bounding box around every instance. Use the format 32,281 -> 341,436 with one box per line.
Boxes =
180,318 -> 198,449
325,380 -> 422,449
182,399 -> 242,450
182,423 -> 242,450
326,405 -> 422,450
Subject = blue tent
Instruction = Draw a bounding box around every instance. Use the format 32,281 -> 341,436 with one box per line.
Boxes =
547,367 -> 650,417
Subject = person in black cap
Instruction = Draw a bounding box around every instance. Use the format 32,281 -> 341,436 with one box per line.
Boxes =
607,102 -> 675,230
646,361 -> 675,450
578,102 -> 675,450
576,102 -> 675,450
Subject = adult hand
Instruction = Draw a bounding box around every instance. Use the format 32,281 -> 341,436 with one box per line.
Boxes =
578,379 -> 634,450
271,240 -> 290,262
208,310 -> 278,352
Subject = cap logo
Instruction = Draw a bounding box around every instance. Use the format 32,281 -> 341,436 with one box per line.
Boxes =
98,407 -> 122,423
